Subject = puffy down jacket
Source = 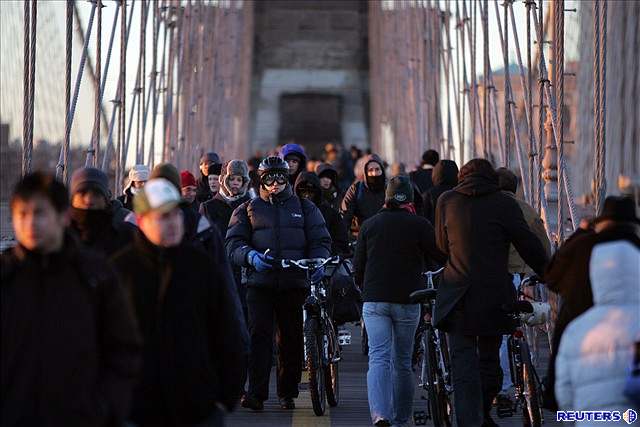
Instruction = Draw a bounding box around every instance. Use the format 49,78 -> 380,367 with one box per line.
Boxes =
555,239 -> 640,418
225,185 -> 332,290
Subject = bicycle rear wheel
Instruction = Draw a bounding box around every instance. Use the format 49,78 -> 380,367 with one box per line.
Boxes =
305,317 -> 326,416
425,328 -> 448,427
520,341 -> 542,427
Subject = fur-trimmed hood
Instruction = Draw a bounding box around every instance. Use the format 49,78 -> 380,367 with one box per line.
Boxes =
219,159 -> 250,200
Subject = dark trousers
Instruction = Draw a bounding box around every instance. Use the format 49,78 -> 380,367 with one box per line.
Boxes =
448,333 -> 503,427
246,287 -> 307,401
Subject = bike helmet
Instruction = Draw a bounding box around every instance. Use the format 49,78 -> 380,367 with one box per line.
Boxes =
258,156 -> 290,178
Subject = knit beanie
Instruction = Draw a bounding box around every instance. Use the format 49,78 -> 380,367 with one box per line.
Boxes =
150,163 -> 181,191
71,167 -> 110,199
385,175 -> 414,204
180,170 -> 197,188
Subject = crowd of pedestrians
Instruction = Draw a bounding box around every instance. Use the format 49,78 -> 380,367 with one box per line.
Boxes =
1,140 -> 638,427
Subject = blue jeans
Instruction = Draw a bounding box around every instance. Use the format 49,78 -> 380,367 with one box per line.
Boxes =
363,302 -> 420,426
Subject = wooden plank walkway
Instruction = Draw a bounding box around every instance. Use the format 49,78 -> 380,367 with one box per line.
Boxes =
228,324 -> 561,427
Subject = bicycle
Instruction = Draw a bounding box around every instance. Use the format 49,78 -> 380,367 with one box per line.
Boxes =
409,267 -> 453,427
498,276 -> 550,427
278,256 -> 342,416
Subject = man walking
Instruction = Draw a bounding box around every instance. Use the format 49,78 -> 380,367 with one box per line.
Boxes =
434,159 -> 548,427
111,178 -> 248,427
226,156 -> 331,411
1,172 -> 141,427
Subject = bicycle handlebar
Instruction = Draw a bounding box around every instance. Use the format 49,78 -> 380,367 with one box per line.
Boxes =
277,256 -> 341,271
422,266 -> 445,276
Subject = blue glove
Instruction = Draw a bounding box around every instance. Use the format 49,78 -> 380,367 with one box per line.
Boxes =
310,265 -> 325,283
247,250 -> 273,273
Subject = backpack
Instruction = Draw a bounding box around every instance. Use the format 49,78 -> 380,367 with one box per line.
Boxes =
326,261 -> 362,325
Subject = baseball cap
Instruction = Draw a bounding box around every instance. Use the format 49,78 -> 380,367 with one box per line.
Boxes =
133,178 -> 182,215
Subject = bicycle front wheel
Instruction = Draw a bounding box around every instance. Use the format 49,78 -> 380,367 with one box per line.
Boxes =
304,317 -> 326,416
325,320 -> 340,407
521,341 -> 542,427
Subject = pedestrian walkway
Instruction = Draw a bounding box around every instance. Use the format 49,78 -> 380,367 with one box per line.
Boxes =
228,324 -> 561,427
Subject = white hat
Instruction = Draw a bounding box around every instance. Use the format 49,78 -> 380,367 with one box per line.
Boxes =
133,178 -> 181,215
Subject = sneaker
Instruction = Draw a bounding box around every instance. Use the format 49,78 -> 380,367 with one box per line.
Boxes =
240,395 -> 264,411
279,397 -> 295,410
373,419 -> 391,426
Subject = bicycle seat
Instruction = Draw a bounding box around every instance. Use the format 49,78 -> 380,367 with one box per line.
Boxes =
409,288 -> 437,304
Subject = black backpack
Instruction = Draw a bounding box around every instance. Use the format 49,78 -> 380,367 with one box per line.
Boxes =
326,261 -> 362,325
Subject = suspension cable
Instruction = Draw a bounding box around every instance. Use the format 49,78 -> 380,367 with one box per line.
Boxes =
63,0 -> 72,185
88,0 -> 102,167
555,0 -> 565,242
56,0 -> 97,181
595,0 -> 608,213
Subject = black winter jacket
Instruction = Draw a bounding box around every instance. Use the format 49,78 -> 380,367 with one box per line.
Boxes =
225,185 -> 332,290
200,192 -> 251,237
69,201 -> 137,258
110,233 -> 249,425
434,169 -> 549,336
117,188 -> 135,211
340,154 -> 386,235
410,166 -> 434,194
1,234 -> 142,427
545,223 -> 640,339
294,172 -> 350,257
196,174 -> 213,204
354,208 -> 447,304
422,160 -> 459,223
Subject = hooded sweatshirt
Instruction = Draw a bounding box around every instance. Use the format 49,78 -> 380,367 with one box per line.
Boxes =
280,143 -> 308,186
422,160 -> 459,223
433,159 -> 549,336
315,163 -> 343,210
340,154 -> 386,235
295,172 -> 350,256
555,236 -> 640,414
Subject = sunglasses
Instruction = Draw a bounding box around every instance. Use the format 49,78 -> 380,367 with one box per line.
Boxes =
261,173 -> 288,186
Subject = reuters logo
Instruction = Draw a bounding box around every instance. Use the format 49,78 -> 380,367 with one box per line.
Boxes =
624,409 -> 638,425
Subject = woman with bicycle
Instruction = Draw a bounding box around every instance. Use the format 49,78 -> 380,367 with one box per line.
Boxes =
225,156 -> 332,412
354,175 -> 446,427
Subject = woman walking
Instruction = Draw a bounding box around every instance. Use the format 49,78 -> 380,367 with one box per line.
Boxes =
354,176 -> 446,426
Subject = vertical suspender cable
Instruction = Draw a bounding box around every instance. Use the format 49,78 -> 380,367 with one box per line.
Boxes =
149,0 -> 159,167
554,0 -> 565,242
22,0 -> 30,176
63,0 -> 72,184
595,0 -> 607,213
508,1 -> 539,204
503,0 -> 510,168
88,0 -> 102,167
526,0 -> 536,210
116,0 -> 126,195
593,0 -> 601,213
140,0 -> 148,165
56,1 -> 97,180
28,0 -> 37,176
470,0 -> 477,158
101,0 -> 134,172
482,0 -> 489,159
536,0 -> 544,215
22,1 -> 37,176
